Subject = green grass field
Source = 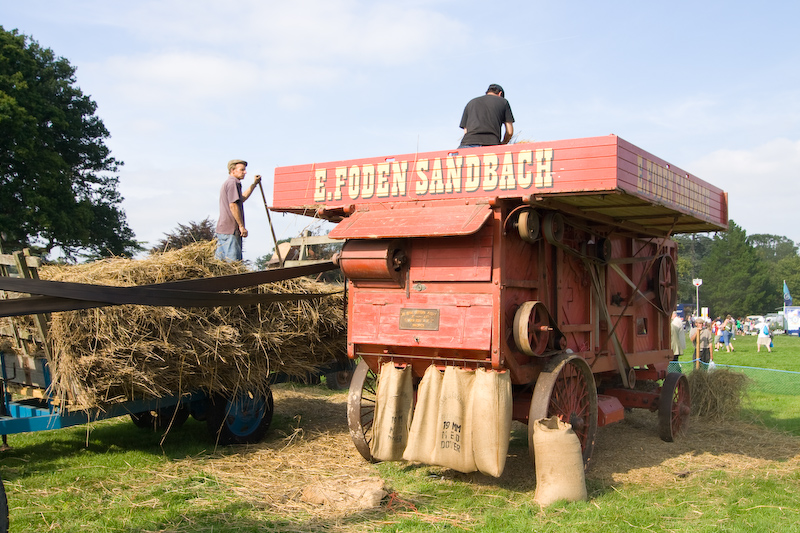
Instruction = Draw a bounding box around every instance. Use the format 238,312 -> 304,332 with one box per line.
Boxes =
676,332 -> 800,435
1,338 -> 799,532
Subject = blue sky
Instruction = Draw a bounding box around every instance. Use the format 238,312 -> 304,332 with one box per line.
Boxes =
4,1 -> 800,262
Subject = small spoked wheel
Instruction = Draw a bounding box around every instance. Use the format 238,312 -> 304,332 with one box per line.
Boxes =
658,372 -> 690,442
513,301 -> 551,356
347,360 -> 378,462
207,386 -> 274,445
529,354 -> 598,468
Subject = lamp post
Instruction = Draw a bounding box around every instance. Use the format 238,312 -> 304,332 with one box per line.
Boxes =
693,279 -> 703,369
693,278 -> 702,318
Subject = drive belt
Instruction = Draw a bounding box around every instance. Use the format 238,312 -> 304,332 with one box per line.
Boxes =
0,261 -> 340,318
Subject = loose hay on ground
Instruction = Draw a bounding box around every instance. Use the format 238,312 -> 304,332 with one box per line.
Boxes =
2,242 -> 346,410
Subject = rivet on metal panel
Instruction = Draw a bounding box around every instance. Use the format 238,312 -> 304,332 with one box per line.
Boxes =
414,283 -> 426,292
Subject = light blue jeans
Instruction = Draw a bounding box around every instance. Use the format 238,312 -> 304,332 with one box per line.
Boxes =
215,232 -> 242,261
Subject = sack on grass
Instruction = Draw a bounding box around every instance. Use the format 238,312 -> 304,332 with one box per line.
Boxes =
533,416 -> 587,506
370,362 -> 414,461
430,366 -> 476,473
403,365 -> 443,464
471,368 -> 512,477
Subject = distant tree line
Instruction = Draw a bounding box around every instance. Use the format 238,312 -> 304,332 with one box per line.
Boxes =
676,220 -> 799,318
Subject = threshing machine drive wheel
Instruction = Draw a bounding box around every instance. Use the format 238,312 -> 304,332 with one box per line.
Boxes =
528,354 -> 598,468
513,301 -> 551,356
207,386 -> 274,445
658,372 -> 690,442
517,208 -> 540,243
347,360 -> 378,462
655,255 -> 677,313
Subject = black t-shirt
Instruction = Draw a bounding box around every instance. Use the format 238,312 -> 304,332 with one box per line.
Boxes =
459,94 -> 515,146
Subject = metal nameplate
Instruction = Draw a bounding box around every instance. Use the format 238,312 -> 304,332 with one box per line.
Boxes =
399,308 -> 440,331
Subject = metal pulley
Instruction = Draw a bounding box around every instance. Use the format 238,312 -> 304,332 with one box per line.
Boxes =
512,301 -> 565,356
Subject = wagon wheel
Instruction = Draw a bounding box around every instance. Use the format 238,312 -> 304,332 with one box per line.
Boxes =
130,404 -> 190,431
513,301 -> 550,356
528,354 -> 598,468
517,209 -> 540,243
325,369 -> 354,390
658,372 -> 690,442
542,212 -> 565,243
0,476 -> 8,533
207,386 -> 274,445
655,255 -> 677,313
347,360 -> 378,462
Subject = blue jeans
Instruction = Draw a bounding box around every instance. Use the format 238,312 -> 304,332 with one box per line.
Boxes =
215,232 -> 242,261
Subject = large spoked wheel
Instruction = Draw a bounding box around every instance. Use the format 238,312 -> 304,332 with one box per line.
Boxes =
513,301 -> 550,356
658,372 -> 690,442
655,255 -> 677,313
347,360 -> 378,462
207,386 -> 274,445
529,354 -> 598,468
0,476 -> 8,533
130,404 -> 190,431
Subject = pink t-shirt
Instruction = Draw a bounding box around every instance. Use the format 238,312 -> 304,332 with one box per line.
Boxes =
216,176 -> 243,235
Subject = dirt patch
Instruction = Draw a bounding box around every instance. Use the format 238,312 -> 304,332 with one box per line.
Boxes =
184,384 -> 800,517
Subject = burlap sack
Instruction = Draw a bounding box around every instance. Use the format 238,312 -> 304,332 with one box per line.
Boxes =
430,366 -> 477,473
532,416 -> 587,506
370,362 -> 414,461
402,365 -> 443,463
471,368 -> 512,477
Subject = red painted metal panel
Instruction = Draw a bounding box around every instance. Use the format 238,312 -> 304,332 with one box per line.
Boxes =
409,227 -> 493,282
328,203 -> 491,239
272,135 -> 728,234
349,290 -> 493,351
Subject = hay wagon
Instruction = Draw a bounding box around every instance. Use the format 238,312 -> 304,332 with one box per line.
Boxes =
0,252 -> 350,448
272,135 -> 728,473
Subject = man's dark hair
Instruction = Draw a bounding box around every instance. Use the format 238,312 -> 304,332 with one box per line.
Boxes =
486,84 -> 505,97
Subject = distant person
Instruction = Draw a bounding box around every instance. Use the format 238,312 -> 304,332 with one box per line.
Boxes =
690,318 -> 714,366
458,84 -> 515,148
721,315 -> 736,352
756,321 -> 772,353
215,159 -> 261,262
670,311 -> 685,361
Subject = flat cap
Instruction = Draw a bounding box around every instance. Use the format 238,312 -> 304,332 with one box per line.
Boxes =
227,159 -> 248,173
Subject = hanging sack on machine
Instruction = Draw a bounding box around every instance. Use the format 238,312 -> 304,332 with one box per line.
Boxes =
370,362 -> 414,462
532,416 -> 588,506
403,364 -> 443,464
431,366 -> 477,473
471,368 -> 512,477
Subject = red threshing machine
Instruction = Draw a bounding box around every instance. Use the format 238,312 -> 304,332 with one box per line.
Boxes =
271,134 -> 728,469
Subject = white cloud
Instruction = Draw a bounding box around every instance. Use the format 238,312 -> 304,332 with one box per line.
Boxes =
691,138 -> 800,240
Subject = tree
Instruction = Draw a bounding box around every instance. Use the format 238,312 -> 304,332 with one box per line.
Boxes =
0,27 -> 139,260
698,220 -> 772,317
150,218 -> 216,253
674,233 -> 713,305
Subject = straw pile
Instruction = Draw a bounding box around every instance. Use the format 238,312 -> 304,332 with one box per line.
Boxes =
687,368 -> 750,419
7,241 -> 346,410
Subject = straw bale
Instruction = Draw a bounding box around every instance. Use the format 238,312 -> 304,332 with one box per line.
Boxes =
4,241 -> 346,410
688,368 -> 750,419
